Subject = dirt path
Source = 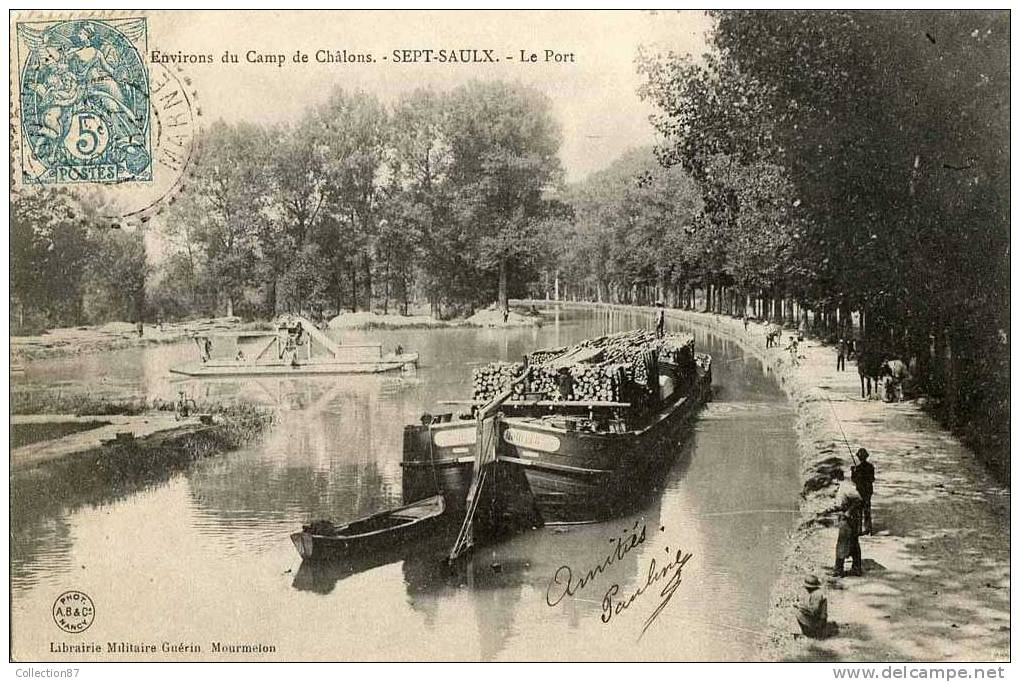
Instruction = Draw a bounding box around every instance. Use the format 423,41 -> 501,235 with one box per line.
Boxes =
524,301 -> 1010,661
11,414 -> 212,470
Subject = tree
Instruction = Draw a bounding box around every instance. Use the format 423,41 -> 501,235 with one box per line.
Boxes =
164,120 -> 272,316
444,81 -> 564,310
10,189 -> 90,329
311,89 -> 390,312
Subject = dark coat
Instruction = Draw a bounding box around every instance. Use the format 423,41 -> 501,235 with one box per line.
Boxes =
852,461 -> 875,498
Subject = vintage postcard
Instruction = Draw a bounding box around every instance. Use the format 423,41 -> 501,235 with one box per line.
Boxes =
8,9 -> 1010,667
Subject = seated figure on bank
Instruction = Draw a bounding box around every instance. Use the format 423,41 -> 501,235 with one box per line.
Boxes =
796,574 -> 828,638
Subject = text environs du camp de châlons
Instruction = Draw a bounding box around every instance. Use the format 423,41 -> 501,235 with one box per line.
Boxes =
149,48 -> 524,66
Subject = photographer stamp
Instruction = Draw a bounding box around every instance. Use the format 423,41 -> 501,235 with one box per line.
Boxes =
51,591 -> 95,634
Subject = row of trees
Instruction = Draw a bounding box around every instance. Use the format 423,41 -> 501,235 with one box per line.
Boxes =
153,80 -> 564,320
549,10 -> 1008,471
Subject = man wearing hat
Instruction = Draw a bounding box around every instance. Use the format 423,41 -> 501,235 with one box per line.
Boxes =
654,301 -> 665,339
851,448 -> 876,535
796,574 -> 828,638
830,468 -> 864,577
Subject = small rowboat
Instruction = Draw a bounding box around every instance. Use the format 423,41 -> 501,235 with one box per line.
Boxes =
290,495 -> 446,561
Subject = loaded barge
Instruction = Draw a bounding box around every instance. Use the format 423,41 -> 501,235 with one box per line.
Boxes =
401,329 -> 712,526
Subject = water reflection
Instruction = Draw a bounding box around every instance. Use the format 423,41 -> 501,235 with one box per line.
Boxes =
11,305 -> 799,661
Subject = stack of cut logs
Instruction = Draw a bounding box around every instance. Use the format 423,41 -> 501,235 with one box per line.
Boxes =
471,362 -> 524,402
470,330 -> 695,404
567,363 -> 627,402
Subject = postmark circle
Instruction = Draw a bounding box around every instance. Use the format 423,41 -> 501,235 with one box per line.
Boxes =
52,590 -> 96,634
14,17 -> 201,226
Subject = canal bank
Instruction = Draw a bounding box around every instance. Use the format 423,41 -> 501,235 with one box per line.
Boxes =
519,301 -> 1010,662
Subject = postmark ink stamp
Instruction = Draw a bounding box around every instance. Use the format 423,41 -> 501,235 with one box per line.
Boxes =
16,18 -> 152,185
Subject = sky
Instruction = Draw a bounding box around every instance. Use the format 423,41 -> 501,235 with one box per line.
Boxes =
150,10 -> 713,182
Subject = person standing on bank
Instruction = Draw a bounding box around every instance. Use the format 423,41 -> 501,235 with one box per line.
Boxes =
654,301 -> 665,339
795,575 -> 828,638
830,469 -> 864,577
837,337 -> 848,371
851,448 -> 876,535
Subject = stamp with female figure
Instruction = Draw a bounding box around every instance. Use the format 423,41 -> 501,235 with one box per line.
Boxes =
16,17 -> 152,185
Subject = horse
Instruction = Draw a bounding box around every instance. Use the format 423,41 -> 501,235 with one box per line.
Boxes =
764,324 -> 783,348
857,349 -> 885,399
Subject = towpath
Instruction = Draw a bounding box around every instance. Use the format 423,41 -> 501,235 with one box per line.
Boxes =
520,301 -> 1010,661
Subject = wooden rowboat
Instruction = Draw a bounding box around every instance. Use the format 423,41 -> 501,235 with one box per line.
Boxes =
290,495 -> 446,561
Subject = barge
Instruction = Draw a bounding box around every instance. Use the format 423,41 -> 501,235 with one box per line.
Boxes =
401,330 -> 712,525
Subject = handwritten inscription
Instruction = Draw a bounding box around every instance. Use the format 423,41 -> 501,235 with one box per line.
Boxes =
545,523 -> 693,639
545,522 -> 647,606
602,546 -> 693,639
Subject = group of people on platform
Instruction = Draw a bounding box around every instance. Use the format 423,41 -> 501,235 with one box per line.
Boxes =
796,447 -> 876,639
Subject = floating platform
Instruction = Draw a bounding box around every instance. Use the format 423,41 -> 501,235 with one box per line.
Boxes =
169,314 -> 418,377
169,352 -> 419,377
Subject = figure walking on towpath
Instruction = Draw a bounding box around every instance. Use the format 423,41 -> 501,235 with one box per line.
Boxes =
852,448 -> 876,535
785,336 -> 800,366
837,337 -> 848,371
829,469 -> 864,577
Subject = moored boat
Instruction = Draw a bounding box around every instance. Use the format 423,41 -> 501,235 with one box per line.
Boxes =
401,330 -> 712,525
290,494 -> 446,561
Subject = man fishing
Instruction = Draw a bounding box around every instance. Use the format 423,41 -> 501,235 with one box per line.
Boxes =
829,469 -> 864,577
851,448 -> 876,535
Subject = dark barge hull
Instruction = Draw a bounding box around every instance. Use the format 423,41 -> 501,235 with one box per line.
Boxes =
402,358 -> 711,524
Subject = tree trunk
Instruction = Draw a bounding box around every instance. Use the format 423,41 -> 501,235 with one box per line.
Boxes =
364,253 -> 373,312
350,264 -> 358,312
383,259 -> 390,315
498,256 -> 509,310
265,276 -> 277,318
225,295 -> 233,318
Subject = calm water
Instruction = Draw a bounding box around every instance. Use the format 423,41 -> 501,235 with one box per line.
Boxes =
11,306 -> 799,661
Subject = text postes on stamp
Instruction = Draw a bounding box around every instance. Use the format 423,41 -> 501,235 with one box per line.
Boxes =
17,18 -> 152,185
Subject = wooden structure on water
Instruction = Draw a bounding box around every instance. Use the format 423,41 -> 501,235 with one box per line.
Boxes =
169,315 -> 418,377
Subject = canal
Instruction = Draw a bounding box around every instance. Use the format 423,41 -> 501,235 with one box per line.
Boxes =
11,305 -> 800,661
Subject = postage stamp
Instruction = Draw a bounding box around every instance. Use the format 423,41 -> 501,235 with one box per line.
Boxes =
16,17 -> 153,185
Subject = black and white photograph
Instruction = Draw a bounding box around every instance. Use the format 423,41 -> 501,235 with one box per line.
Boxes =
7,8 -> 1011,669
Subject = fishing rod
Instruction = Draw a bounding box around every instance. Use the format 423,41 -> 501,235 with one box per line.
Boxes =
824,393 -> 859,466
